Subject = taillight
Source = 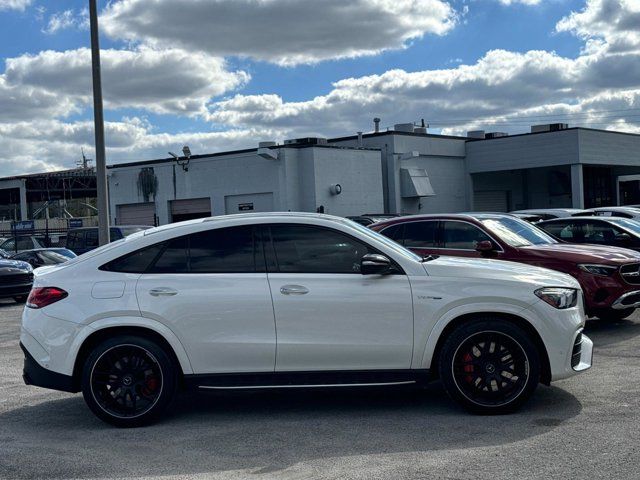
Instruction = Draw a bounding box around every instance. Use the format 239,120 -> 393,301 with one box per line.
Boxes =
26,287 -> 68,309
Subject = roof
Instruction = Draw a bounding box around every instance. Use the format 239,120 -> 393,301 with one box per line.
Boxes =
0,167 -> 95,182
466,127 -> 640,142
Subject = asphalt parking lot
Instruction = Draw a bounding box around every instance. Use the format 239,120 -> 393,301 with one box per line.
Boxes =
1,300 -> 639,480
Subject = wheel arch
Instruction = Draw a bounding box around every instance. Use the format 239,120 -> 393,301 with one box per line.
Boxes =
427,312 -> 552,385
71,324 -> 191,391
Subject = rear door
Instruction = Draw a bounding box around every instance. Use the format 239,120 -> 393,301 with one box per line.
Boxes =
134,225 -> 276,374
264,224 -> 413,372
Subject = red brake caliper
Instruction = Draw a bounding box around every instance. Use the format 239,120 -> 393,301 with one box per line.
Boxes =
463,352 -> 474,384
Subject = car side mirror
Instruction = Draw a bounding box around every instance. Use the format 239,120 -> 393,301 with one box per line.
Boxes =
475,240 -> 495,253
361,253 -> 392,275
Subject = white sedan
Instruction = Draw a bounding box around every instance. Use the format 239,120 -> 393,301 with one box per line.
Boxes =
20,213 -> 592,427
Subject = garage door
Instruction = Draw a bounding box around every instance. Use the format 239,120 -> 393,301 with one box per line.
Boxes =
170,198 -> 211,223
116,202 -> 156,226
473,191 -> 509,212
224,192 -> 274,214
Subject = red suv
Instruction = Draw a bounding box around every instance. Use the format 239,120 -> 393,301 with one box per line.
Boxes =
370,213 -> 640,320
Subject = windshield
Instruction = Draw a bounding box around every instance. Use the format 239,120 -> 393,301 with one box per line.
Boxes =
480,216 -> 558,247
609,218 -> 640,235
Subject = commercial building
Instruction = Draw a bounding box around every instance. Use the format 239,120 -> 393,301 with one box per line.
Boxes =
2,122 -> 640,227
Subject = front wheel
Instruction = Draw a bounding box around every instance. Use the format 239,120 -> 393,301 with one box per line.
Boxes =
81,335 -> 178,427
439,319 -> 540,414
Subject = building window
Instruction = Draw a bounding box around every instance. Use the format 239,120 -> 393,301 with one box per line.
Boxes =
583,167 -> 613,208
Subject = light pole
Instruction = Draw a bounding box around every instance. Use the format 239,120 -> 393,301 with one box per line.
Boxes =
89,0 -> 110,246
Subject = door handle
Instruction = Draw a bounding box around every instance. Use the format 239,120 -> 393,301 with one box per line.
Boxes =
280,285 -> 309,295
149,287 -> 178,297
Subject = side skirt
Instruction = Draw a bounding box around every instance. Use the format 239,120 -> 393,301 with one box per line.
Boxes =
184,369 -> 430,391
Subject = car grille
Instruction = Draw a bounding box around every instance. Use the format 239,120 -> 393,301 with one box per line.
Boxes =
620,263 -> 640,285
0,272 -> 33,286
571,332 -> 583,368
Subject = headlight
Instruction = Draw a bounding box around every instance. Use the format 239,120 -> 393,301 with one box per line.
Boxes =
535,287 -> 578,309
578,264 -> 618,276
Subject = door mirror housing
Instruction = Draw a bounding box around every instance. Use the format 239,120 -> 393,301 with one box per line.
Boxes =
475,240 -> 495,253
361,253 -> 392,275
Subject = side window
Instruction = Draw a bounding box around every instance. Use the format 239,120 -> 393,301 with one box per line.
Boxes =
583,222 -> 622,244
403,221 -> 438,248
270,225 -> 372,274
17,237 -> 32,250
442,221 -> 491,250
101,243 -> 165,273
189,226 -> 256,273
541,221 -> 574,240
66,233 -> 76,249
379,224 -> 403,242
110,228 -> 124,240
2,239 -> 15,251
85,230 -> 99,248
149,237 -> 189,273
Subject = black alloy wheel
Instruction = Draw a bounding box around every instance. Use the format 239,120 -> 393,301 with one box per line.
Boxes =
439,319 -> 540,414
82,335 -> 178,427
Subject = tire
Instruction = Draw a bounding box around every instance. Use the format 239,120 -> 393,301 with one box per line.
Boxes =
81,335 -> 178,427
438,318 -> 541,415
13,296 -> 27,303
594,308 -> 634,321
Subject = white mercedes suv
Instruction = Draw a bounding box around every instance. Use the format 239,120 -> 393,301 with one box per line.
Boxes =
21,213 -> 592,427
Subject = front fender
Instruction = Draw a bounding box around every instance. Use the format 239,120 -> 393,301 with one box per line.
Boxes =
64,316 -> 194,376
416,300 -> 542,370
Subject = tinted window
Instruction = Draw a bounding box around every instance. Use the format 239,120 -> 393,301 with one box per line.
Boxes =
582,221 -> 627,245
85,230 -> 98,248
379,224 -> 403,241
110,228 -> 124,240
66,232 -> 78,249
540,221 -> 577,240
102,243 -> 165,273
189,226 -> 256,273
403,221 -> 438,248
270,225 -> 372,274
443,221 -> 491,250
480,217 -> 556,247
150,237 -> 189,273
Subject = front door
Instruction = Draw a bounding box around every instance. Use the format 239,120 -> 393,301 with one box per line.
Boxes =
135,225 -> 276,374
264,224 -> 414,372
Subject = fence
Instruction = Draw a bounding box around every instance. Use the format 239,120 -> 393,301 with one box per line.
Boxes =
0,217 -> 97,254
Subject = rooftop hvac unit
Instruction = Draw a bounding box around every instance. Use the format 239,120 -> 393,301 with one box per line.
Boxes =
394,123 -> 415,133
467,130 -> 486,139
485,132 -> 509,139
531,123 -> 569,133
283,137 -> 328,145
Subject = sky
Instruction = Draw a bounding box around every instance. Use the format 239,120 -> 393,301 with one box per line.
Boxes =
0,0 -> 639,176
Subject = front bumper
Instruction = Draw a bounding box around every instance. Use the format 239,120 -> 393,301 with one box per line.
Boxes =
571,332 -> 593,373
21,342 -> 77,393
0,282 -> 32,299
611,290 -> 640,310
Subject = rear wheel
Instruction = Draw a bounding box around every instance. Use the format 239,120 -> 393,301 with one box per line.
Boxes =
81,335 -> 178,427
439,319 -> 540,414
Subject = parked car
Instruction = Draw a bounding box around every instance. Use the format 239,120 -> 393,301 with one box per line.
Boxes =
0,258 -> 33,303
537,216 -> 640,251
0,248 -> 9,259
371,213 -> 640,320
511,209 -> 588,219
21,213 -> 592,426
510,213 -> 544,224
11,248 -> 76,268
0,235 -> 45,253
66,226 -> 152,254
346,214 -> 400,226
574,206 -> 640,220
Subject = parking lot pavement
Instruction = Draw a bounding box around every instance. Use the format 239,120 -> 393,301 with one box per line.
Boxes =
1,301 -> 640,480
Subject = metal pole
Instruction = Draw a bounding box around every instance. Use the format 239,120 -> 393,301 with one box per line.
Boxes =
89,0 -> 110,246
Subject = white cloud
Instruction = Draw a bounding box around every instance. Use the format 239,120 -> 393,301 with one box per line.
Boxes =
2,47 -> 249,118
0,0 -> 31,12
0,118 -> 285,176
101,0 -> 458,66
42,8 -> 88,34
556,0 -> 640,52
496,0 -> 541,5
